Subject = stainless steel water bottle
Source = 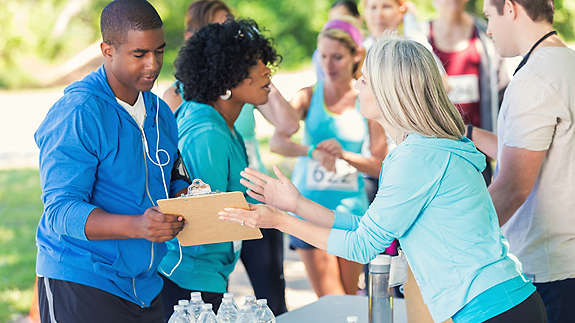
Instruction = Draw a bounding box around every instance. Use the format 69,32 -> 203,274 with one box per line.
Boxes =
369,254 -> 393,323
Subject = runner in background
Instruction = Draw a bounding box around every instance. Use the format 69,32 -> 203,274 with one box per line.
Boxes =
158,19 -> 283,319
361,0 -> 427,50
330,0 -> 362,22
268,18 -> 387,297
425,0 -> 510,185
313,0 -> 362,81
162,1 -> 298,316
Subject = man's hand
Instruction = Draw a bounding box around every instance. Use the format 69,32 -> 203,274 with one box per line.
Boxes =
134,207 -> 184,242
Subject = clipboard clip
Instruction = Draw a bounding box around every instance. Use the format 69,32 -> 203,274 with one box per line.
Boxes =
182,179 -> 215,197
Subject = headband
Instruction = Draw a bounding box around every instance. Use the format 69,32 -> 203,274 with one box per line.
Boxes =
322,19 -> 363,47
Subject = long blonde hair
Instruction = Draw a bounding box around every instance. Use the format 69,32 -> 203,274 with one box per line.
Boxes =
364,37 -> 465,141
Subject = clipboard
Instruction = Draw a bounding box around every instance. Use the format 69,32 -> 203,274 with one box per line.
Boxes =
157,191 -> 262,246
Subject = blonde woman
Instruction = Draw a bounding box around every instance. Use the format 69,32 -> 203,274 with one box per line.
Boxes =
219,38 -> 546,323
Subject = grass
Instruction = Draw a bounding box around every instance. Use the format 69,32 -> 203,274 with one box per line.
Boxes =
0,169 -> 42,323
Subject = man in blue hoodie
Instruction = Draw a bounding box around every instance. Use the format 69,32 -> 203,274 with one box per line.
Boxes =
34,1 -> 188,322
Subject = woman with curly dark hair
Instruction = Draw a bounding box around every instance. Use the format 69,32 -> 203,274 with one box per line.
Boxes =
162,2 -> 296,317
157,19 -> 281,318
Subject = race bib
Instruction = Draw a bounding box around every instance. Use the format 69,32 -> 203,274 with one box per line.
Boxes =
305,159 -> 358,191
447,74 -> 480,104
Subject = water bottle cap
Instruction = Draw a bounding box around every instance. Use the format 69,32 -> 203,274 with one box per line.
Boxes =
202,303 -> 212,310
370,254 -> 391,265
346,316 -> 358,323
174,304 -> 184,311
222,298 -> 232,303
223,292 -> 233,299
178,299 -> 189,306
190,292 -> 202,299
256,299 -> 267,305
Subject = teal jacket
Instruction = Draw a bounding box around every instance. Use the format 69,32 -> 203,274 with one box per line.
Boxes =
159,100 -> 251,293
327,133 -> 524,322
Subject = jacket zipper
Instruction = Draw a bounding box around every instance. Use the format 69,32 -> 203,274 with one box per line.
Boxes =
131,125 -> 157,308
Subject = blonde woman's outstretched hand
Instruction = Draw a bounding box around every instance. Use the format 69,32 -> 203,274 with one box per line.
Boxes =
218,203 -> 287,229
239,166 -> 300,213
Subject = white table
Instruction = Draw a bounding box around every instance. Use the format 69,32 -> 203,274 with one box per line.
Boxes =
277,295 -> 407,323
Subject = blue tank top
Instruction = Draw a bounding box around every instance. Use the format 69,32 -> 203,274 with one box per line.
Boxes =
291,81 -> 369,215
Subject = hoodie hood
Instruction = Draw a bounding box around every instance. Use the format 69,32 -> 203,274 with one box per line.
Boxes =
403,133 -> 486,172
65,65 -> 158,122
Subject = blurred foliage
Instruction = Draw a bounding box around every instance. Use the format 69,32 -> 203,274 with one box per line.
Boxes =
0,0 -> 574,89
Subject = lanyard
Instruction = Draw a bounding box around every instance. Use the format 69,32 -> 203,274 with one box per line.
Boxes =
513,30 -> 557,76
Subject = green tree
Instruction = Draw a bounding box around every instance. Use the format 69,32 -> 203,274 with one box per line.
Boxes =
0,0 -> 574,89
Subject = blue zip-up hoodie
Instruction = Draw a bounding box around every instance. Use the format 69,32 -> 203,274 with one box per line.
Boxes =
34,65 -> 187,307
327,133 -> 523,322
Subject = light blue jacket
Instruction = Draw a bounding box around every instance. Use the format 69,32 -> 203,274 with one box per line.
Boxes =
34,65 -> 187,307
327,133 -> 523,322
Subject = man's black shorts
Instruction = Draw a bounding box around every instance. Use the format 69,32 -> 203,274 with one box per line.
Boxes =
37,277 -> 163,323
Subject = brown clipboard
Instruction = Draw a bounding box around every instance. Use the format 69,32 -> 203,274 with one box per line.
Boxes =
157,191 -> 262,246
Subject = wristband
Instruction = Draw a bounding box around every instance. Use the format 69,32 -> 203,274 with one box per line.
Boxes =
466,124 -> 473,141
307,145 -> 316,158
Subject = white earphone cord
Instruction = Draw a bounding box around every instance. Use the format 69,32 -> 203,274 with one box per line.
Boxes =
144,86 -> 182,277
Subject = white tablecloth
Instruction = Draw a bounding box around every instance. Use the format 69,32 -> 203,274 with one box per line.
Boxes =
277,295 -> 406,323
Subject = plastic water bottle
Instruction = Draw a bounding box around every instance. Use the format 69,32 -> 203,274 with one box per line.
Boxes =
242,295 -> 257,312
234,306 -> 256,323
216,298 -> 239,323
169,305 -> 194,323
188,293 -> 204,320
369,254 -> 393,323
223,292 -> 239,311
187,292 -> 204,321
197,303 -> 217,323
346,316 -> 358,323
255,299 -> 275,323
178,300 -> 190,313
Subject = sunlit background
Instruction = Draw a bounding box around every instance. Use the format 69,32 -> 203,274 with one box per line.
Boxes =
0,0 -> 574,322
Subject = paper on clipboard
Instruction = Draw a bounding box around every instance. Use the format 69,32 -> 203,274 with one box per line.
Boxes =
157,191 -> 262,246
